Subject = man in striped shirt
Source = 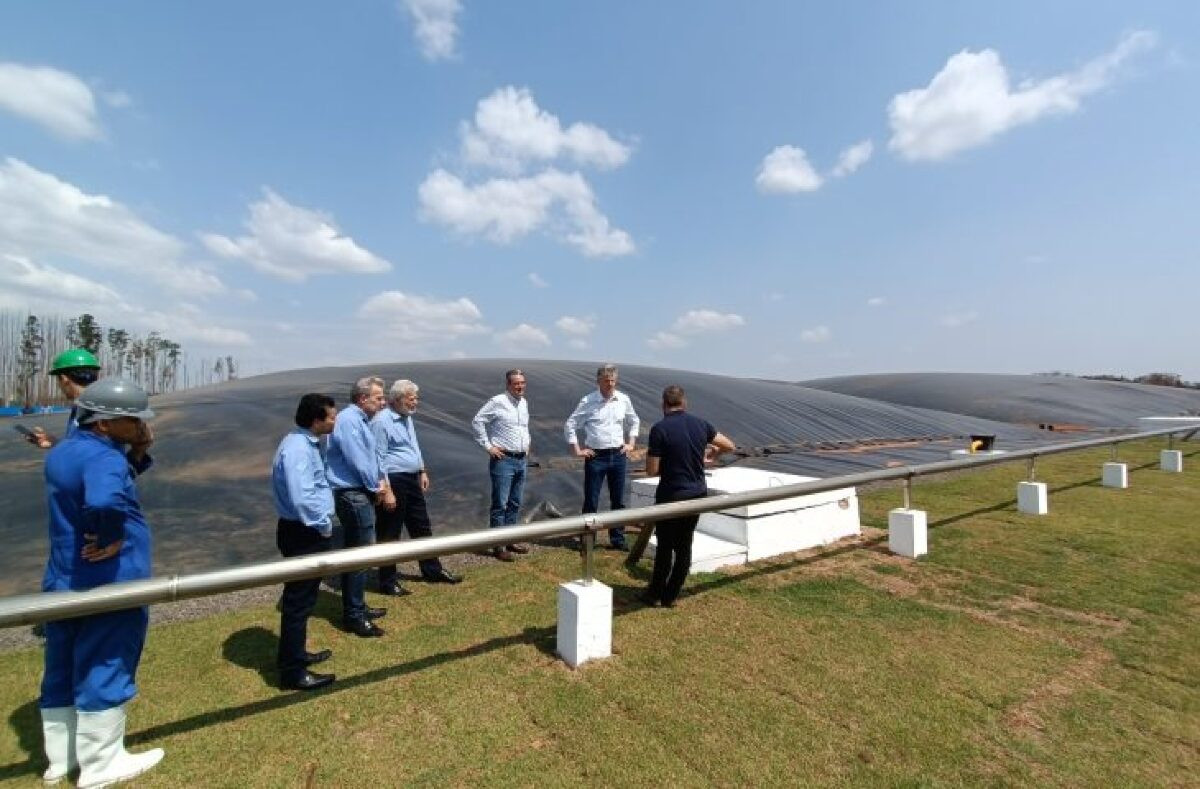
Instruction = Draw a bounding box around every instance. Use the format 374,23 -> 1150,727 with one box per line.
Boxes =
472,369 -> 532,562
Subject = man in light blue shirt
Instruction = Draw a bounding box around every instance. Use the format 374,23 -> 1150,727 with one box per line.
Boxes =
472,368 -> 532,562
271,393 -> 338,691
373,379 -> 461,588
325,376 -> 394,638
564,363 -> 641,550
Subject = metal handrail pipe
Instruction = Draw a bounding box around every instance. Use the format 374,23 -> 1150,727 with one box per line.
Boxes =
0,424 -> 1192,629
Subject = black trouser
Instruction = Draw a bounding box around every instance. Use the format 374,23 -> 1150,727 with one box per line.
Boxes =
376,471 -> 444,584
649,512 -> 700,605
276,518 -> 332,680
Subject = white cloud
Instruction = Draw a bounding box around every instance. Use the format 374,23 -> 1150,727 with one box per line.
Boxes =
0,253 -> 122,305
756,145 -> 823,194
359,290 -> 487,344
800,325 -> 831,343
672,309 -> 745,334
867,296 -> 885,307
555,315 -> 595,336
401,0 -> 462,61
418,167 -> 634,257
568,338 -> 588,350
940,311 -> 979,328
0,157 -> 224,294
888,31 -> 1157,161
102,90 -> 132,109
461,86 -> 631,173
647,309 -> 745,350
135,308 -> 253,347
0,62 -> 101,140
528,272 -> 548,288
201,189 -> 391,282
423,88 -> 634,257
831,140 -> 874,177
647,331 -> 686,350
496,323 -> 551,352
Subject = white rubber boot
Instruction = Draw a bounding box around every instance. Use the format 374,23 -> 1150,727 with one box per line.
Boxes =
75,706 -> 164,789
39,706 -> 77,785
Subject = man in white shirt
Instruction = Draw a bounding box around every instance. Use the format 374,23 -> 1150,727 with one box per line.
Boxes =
563,364 -> 640,550
472,369 -> 532,562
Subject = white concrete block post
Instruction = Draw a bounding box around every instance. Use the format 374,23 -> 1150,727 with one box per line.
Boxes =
1017,481 -> 1048,515
556,580 -> 612,668
888,508 -> 927,558
1161,450 -> 1183,473
1102,462 -> 1128,489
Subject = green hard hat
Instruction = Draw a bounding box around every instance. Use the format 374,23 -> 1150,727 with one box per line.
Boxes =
49,348 -> 100,374
75,378 -> 155,424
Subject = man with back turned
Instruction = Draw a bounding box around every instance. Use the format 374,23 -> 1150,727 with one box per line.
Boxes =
642,385 -> 735,607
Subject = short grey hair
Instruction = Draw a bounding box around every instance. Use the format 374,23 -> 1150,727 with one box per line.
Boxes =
351,376 -> 384,403
596,363 -> 618,379
389,379 -> 419,400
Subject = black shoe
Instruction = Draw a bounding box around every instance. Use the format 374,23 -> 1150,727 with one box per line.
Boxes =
344,619 -> 385,638
638,592 -> 661,608
365,606 -> 387,620
424,569 -> 462,584
303,649 -> 332,666
281,670 -> 335,691
378,582 -> 411,597
492,547 -> 515,562
506,543 -> 530,555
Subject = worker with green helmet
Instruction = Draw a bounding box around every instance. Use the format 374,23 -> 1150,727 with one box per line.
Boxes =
25,348 -> 102,450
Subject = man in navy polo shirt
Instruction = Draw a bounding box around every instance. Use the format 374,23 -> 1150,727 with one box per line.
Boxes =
642,385 -> 736,608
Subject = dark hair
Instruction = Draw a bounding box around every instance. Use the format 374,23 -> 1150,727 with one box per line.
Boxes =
662,385 -> 686,408
295,393 -> 336,429
505,368 -> 525,384
64,369 -> 99,386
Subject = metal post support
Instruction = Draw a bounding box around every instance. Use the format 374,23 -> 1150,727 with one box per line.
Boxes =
1028,456 -> 1037,482
1111,444 -> 1118,461
1168,433 -> 1174,450
902,475 -> 912,510
581,517 -> 597,584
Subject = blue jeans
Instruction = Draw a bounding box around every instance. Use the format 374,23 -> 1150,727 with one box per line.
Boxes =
489,455 -> 527,528
333,488 -> 376,623
583,450 -> 627,546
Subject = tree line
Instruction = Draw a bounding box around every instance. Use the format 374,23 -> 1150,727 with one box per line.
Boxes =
1040,370 -> 1200,390
1,310 -> 239,408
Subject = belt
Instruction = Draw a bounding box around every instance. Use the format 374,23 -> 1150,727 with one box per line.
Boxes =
589,446 -> 623,455
501,449 -> 527,459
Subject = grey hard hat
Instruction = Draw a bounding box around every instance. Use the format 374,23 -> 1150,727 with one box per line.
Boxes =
75,378 -> 155,424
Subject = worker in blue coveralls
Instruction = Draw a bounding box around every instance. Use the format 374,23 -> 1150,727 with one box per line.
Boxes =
25,348 -> 102,450
38,377 -> 165,788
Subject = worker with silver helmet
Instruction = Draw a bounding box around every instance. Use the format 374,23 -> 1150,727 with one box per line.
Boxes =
38,377 -> 165,787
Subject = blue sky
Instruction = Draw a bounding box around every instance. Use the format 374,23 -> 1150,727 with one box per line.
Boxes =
1,1 -> 1197,380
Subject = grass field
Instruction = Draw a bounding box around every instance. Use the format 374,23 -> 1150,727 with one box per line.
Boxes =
0,440 -> 1196,787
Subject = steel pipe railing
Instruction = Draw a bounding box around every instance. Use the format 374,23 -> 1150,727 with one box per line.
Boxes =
0,425 -> 1194,629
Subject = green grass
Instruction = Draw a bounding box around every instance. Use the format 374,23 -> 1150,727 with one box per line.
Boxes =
0,440 -> 1197,786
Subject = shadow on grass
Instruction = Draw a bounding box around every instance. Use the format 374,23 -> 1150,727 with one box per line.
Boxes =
0,700 -> 42,780
121,622 -> 562,748
3,451 -> 1194,776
